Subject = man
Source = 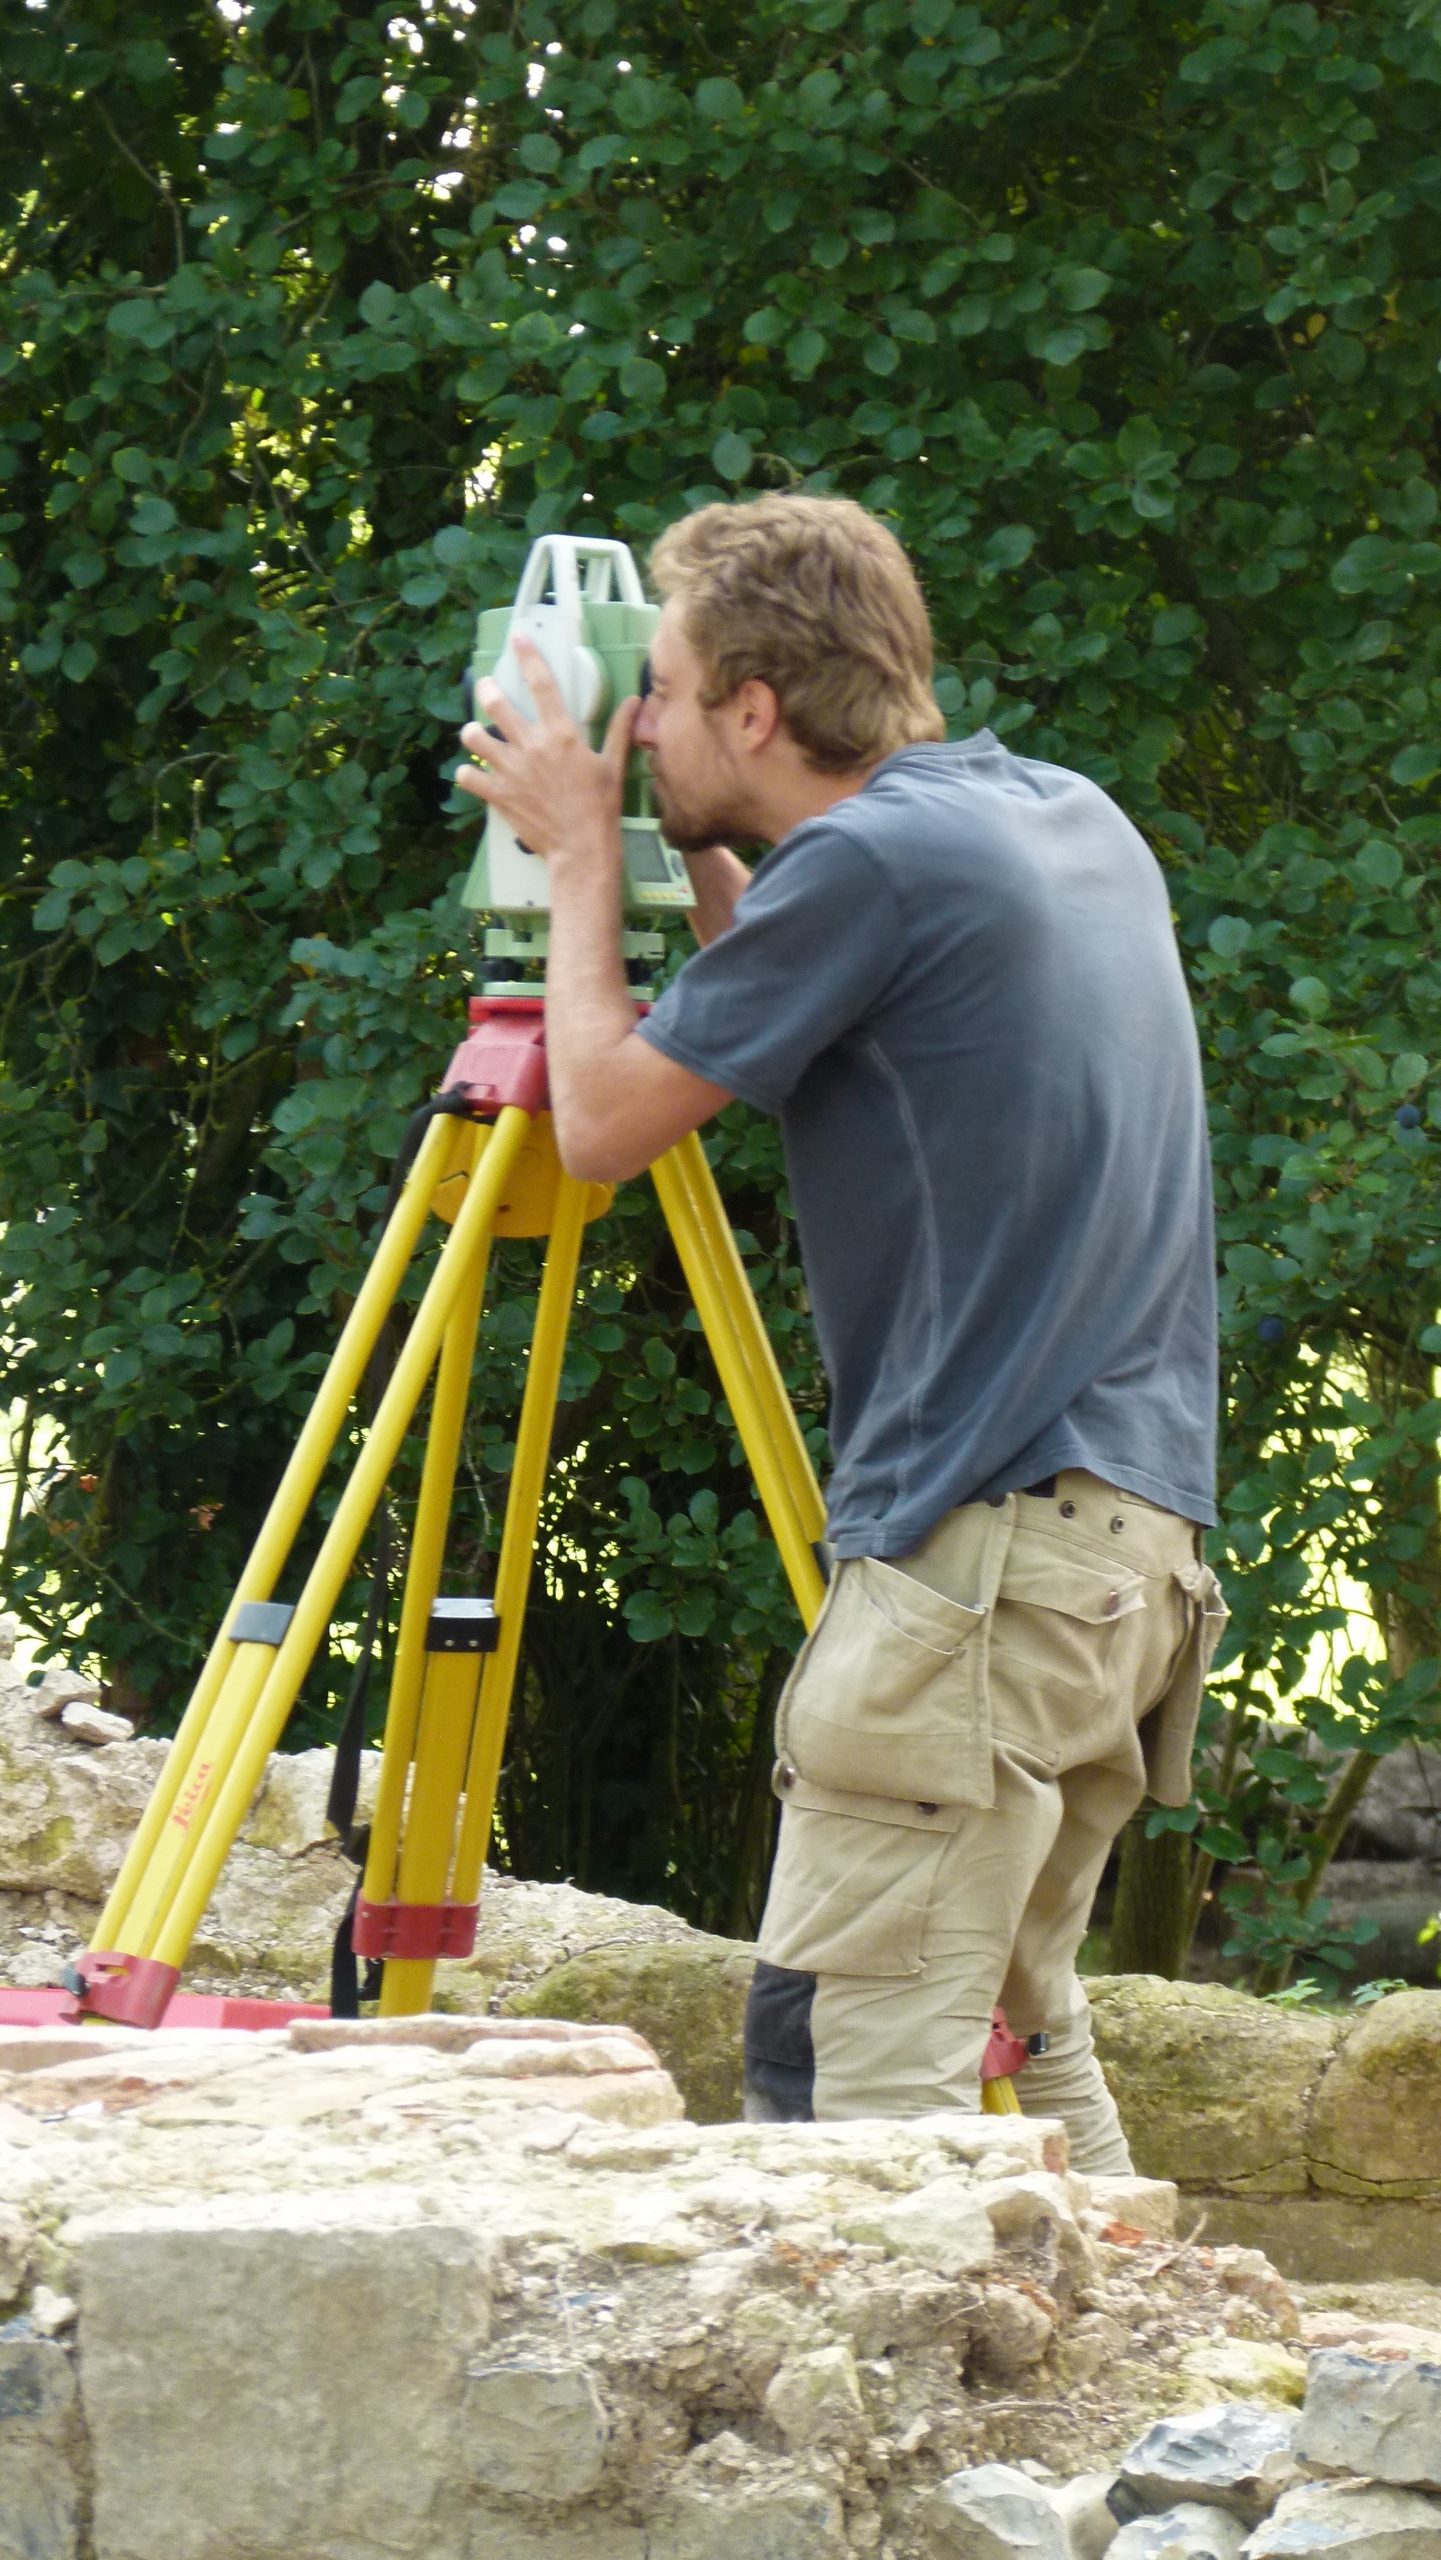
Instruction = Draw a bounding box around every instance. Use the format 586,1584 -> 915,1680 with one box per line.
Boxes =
456,493 -> 1225,2173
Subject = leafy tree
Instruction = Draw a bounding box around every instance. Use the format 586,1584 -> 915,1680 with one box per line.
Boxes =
2,0 -> 1438,1956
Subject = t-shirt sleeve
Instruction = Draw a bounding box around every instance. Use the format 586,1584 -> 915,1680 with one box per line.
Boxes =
636,824 -> 900,1114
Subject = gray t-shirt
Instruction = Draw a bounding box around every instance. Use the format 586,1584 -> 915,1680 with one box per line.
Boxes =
638,733 -> 1218,1556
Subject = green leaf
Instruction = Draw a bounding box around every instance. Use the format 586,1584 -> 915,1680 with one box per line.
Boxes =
1290,976 -> 1331,1019
61,640 -> 98,682
1390,744 -> 1439,788
711,429 -> 754,481
694,76 -> 745,122
357,281 -> 399,326
1208,915 -> 1252,958
1054,267 -> 1111,312
863,335 -> 900,376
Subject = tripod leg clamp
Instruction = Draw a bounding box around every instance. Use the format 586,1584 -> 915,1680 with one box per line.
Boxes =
61,1951 -> 182,2029
351,1898 -> 480,1961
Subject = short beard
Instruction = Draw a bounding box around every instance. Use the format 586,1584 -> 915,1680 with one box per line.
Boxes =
651,779 -> 746,858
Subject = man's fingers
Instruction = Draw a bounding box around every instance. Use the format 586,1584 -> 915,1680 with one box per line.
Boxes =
469,679 -> 526,745
511,632 -> 568,721
601,693 -> 639,785
454,761 -> 499,804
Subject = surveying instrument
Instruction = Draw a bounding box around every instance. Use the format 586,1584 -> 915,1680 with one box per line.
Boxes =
55,534 -> 1022,2109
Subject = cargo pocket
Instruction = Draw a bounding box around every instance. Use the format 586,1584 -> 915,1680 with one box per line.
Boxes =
777,1554 -> 995,1811
757,1783 -> 956,1977
988,1536 -> 1149,1770
1141,1562 -> 1230,1807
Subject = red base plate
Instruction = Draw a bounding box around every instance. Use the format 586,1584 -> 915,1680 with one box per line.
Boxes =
0,1985 -> 328,2031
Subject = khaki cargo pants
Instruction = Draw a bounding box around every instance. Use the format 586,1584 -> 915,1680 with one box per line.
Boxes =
747,1470 -> 1226,2171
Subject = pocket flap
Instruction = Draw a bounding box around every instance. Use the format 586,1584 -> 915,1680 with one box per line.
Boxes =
999,1549 -> 1147,1626
850,1555 -> 987,1654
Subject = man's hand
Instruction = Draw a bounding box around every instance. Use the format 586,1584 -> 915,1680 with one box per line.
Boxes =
455,634 -> 638,869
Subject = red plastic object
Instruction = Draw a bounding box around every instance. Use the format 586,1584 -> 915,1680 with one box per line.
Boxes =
351,1896 -> 480,1961
981,2009 -> 1030,2083
0,1984 -> 327,2031
441,998 -> 550,1116
57,1950 -> 183,2028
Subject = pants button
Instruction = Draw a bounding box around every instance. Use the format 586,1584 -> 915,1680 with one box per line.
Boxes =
1059,1499 -> 1076,1518
1110,1516 -> 1126,1533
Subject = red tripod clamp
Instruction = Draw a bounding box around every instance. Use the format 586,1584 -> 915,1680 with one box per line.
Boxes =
440,998 -> 550,1117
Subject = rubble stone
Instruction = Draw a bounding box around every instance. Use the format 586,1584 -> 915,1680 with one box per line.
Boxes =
1110,2405 -> 1300,2527
1177,2340 -> 1305,2408
763,2342 -> 866,2449
1107,2504 -> 1248,2560
57,1702 -> 133,1745
1297,2349 -> 1441,2492
463,2357 -> 610,2500
1245,2481 -> 1441,2560
0,2330 -> 81,2560
928,2463 -> 1072,2560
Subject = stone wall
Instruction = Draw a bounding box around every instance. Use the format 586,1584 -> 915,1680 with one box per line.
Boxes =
4,1651 -> 1441,2281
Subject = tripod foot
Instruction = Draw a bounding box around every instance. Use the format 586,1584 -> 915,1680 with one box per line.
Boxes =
61,1950 -> 181,2029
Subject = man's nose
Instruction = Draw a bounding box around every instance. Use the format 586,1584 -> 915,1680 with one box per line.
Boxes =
632,698 -> 657,748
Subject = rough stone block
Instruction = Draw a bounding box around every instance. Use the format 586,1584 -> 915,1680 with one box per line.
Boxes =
1297,2350 -> 1441,2491
1110,2404 -> 1300,2527
981,2172 -> 1098,2289
502,1935 -> 754,2123
1106,2504 -> 1247,2560
57,1705 -> 133,1746
70,2195 -> 494,2560
0,2330 -> 81,2560
1087,1979 -> 1338,2198
928,2463 -> 1071,2560
1307,1996 -> 1441,2201
463,2358 -> 610,2500
1245,2481 -> 1441,2559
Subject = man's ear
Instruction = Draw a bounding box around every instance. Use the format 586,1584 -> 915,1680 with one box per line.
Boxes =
732,675 -> 782,755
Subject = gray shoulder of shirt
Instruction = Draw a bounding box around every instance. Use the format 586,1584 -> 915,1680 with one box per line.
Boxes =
737,808 -> 901,915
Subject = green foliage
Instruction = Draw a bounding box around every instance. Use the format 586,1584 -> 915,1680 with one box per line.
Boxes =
2,0 -> 1439,1944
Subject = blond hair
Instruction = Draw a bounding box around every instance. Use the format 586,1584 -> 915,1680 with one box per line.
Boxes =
648,494 -> 945,772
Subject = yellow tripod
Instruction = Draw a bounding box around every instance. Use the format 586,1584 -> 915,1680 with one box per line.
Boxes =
62,997 -> 1022,2111
64,1000 -> 827,2027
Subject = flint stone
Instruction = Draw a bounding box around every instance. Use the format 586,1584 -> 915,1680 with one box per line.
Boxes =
1108,2506 -> 1247,2560
1298,2351 -> 1441,2491
1245,2482 -> 1441,2560
836,2174 -> 996,2280
464,2358 -> 609,2500
1110,2405 -> 1300,2527
71,2195 -> 493,2560
0,2333 -> 81,2560
928,2464 -> 1071,2560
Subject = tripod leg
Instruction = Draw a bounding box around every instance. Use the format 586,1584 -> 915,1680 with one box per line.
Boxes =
84,1111 -> 464,1971
79,1110 -> 531,2012
651,1134 -> 827,1630
444,1163 -> 592,1933
354,1241 -> 490,2014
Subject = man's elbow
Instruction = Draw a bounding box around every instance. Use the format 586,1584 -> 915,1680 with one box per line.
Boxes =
555,1113 -> 653,1186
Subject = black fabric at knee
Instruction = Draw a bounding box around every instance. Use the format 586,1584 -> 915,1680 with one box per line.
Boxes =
743,1960 -> 817,2120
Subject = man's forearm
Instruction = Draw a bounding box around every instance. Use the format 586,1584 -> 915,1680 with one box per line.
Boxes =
683,846 -> 751,946
542,839 -> 638,1159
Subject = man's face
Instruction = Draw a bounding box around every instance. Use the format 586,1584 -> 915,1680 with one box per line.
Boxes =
631,600 -> 753,854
